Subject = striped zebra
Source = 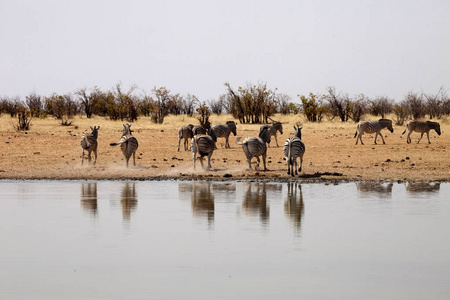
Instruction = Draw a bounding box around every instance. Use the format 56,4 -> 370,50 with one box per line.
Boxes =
177,124 -> 194,151
191,128 -> 217,170
261,122 -> 283,147
110,123 -> 139,168
354,119 -> 394,145
283,125 -> 306,176
80,126 -> 100,165
402,120 -> 441,144
236,125 -> 271,171
211,121 -> 237,148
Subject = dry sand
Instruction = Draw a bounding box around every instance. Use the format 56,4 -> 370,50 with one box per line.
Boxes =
1,114 -> 449,182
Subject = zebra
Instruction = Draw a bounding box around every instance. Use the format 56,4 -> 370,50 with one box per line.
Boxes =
402,120 -> 441,144
211,121 -> 237,148
261,122 -> 283,147
354,119 -> 394,145
177,124 -> 194,151
80,126 -> 100,165
191,128 -> 217,170
192,125 -> 207,136
283,125 -> 306,176
236,125 -> 271,171
110,123 -> 139,168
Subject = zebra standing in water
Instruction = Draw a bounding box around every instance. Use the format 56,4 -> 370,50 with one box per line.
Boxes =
177,124 -> 194,151
110,124 -> 139,168
236,126 -> 271,171
402,120 -> 441,144
261,122 -> 283,147
211,121 -> 237,148
191,128 -> 217,170
283,125 -> 306,176
80,126 -> 100,165
354,119 -> 394,145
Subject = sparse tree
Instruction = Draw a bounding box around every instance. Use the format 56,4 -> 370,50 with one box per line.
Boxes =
25,92 -> 43,117
326,86 -> 349,122
404,92 -> 425,120
369,96 -> 393,119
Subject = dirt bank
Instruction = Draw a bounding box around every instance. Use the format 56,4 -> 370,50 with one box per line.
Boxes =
1,115 -> 449,182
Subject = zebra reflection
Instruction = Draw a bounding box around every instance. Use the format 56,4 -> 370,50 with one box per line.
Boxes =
121,182 -> 137,221
191,182 -> 215,225
356,182 -> 393,198
243,183 -> 269,224
405,182 -> 440,194
284,182 -> 304,232
81,183 -> 98,216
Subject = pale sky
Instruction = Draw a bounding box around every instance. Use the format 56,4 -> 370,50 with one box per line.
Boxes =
1,0 -> 449,102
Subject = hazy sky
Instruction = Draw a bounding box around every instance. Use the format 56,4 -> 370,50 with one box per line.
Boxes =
1,0 -> 449,102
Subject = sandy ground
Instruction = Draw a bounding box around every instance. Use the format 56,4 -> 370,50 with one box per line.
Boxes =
0,114 -> 449,182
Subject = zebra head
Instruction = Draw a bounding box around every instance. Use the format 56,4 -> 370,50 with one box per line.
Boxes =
207,127 -> 217,142
259,126 -> 271,144
122,123 -> 133,136
227,121 -> 237,136
294,125 -> 303,139
427,121 -> 441,135
275,122 -> 283,134
380,119 -> 394,133
90,126 -> 100,138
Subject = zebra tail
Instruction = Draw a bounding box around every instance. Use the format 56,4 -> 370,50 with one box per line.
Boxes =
354,130 -> 357,138
110,141 -> 124,146
402,129 -> 406,135
235,137 -> 244,145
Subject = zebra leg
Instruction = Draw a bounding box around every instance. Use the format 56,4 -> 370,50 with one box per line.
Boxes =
200,157 -> 205,169
358,134 -> 364,145
294,157 -> 298,175
94,149 -> 97,165
298,155 -> 303,173
207,153 -> 212,170
275,135 -> 279,147
426,131 -> 431,144
287,158 -> 291,175
255,156 -> 260,170
81,149 -> 84,165
133,152 -> 136,166
88,150 -> 92,164
407,132 -> 412,144
379,132 -> 386,144
247,157 -> 253,170
125,156 -> 130,168
262,153 -> 268,171
193,152 -> 197,170
225,137 -> 229,148
177,137 -> 181,152
418,132 -> 424,143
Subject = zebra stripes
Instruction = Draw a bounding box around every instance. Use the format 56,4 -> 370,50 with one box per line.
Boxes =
191,129 -> 216,170
402,120 -> 441,144
354,119 -> 394,145
236,125 -> 271,171
283,125 -> 306,176
192,125 -> 207,136
80,126 -> 100,165
177,124 -> 194,151
211,121 -> 237,148
110,123 -> 139,168
261,122 -> 283,147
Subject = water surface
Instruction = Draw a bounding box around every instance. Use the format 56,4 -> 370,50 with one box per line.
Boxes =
1,180 -> 449,299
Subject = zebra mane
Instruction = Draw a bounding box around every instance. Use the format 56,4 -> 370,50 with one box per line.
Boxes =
378,119 -> 392,122
426,121 -> 440,127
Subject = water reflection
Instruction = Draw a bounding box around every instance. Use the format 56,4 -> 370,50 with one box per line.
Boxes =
191,182 -> 215,224
284,182 -> 304,232
242,183 -> 269,223
121,182 -> 138,221
405,182 -> 441,195
356,182 -> 393,198
81,183 -> 98,216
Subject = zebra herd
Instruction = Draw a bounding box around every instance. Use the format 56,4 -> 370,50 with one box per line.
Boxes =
79,119 -> 442,175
